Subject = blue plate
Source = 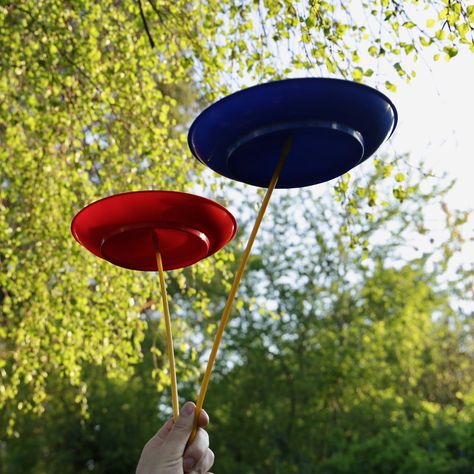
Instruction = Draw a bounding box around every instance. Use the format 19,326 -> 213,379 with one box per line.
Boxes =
188,78 -> 397,188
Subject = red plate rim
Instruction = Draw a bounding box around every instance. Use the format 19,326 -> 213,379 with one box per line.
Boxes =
71,190 -> 237,271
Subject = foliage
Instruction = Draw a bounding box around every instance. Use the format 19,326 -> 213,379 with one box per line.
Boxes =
1,339 -> 164,474
205,158 -> 473,473
135,0 -> 474,92
1,156 -> 472,473
0,0 -> 237,435
0,0 -> 473,469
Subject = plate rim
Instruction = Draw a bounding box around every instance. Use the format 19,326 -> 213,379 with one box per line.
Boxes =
71,190 -> 238,268
188,77 -> 398,158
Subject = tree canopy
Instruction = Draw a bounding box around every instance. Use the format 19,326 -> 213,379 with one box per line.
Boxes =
0,0 -> 473,472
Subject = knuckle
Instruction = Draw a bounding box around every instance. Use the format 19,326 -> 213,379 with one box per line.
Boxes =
194,448 -> 214,473
201,449 -> 215,472
173,420 -> 191,433
189,428 -> 208,453
199,428 -> 209,447
184,430 -> 208,459
208,449 -> 215,466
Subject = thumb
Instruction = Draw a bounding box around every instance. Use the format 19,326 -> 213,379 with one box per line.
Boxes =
162,402 -> 195,455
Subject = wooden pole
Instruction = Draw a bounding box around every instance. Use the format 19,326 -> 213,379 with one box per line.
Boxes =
189,136 -> 293,443
154,243 -> 179,422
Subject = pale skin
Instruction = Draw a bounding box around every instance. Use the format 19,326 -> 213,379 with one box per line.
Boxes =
136,402 -> 214,474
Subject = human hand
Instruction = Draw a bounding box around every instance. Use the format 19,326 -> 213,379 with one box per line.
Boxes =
136,402 -> 214,474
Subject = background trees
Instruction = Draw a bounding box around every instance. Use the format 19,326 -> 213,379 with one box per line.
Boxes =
206,160 -> 473,472
1,0 -> 473,472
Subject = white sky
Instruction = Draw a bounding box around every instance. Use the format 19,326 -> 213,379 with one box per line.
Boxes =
392,53 -> 473,212
382,50 -> 474,270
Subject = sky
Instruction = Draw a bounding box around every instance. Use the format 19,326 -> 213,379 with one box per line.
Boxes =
313,47 -> 474,260
383,49 -> 474,268
393,53 -> 473,213
194,18 -> 474,268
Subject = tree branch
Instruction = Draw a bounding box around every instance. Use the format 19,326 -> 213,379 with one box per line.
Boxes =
137,0 -> 155,48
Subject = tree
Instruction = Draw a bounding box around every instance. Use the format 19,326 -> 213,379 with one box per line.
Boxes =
2,155 -> 471,473
1,0 -> 472,443
204,158 -> 473,472
0,0 -> 235,435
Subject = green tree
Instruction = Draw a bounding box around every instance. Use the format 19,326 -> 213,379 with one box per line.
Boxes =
0,153 -> 472,473
1,346 -> 162,473
0,0 -> 233,435
204,159 -> 473,473
1,0 -> 472,455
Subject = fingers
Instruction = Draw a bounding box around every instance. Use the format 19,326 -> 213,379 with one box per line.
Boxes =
164,401 -> 196,453
146,404 -> 206,448
193,448 -> 215,473
165,403 -> 209,446
136,403 -> 213,474
138,417 -> 173,455
183,425 -> 214,473
145,404 -> 203,450
198,408 -> 209,428
183,427 -> 209,472
155,418 -> 174,442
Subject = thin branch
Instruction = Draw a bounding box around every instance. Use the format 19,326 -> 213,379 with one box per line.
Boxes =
137,0 -> 155,48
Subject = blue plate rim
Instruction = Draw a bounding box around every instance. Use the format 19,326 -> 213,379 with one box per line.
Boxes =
188,77 -> 398,161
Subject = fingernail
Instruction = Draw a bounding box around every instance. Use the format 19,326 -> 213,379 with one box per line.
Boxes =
183,457 -> 195,470
182,402 -> 195,417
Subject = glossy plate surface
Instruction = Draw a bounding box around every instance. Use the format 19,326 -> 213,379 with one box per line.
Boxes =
188,78 -> 397,188
71,191 -> 237,271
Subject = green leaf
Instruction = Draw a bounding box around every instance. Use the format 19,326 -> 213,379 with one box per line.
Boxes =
443,46 -> 458,58
368,45 -> 378,57
352,67 -> 364,81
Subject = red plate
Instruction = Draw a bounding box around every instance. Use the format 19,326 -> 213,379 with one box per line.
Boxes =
71,191 -> 237,271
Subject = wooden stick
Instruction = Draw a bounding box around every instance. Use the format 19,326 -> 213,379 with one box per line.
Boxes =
154,244 -> 179,422
189,136 -> 293,443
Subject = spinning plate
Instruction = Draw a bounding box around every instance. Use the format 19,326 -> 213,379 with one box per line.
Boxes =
188,78 -> 397,188
71,191 -> 237,271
